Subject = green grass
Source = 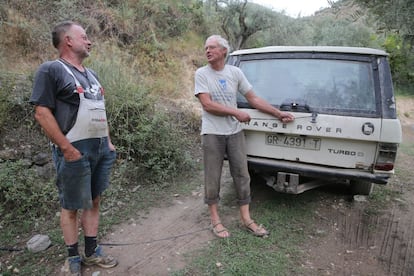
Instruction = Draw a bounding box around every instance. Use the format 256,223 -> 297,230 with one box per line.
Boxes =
399,143 -> 414,157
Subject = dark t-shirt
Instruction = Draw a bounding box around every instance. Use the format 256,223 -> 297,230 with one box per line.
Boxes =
30,59 -> 102,134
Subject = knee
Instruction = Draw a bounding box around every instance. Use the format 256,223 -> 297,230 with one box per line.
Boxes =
61,208 -> 78,221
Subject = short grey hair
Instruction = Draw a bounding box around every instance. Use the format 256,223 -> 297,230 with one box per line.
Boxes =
206,35 -> 231,58
52,20 -> 81,49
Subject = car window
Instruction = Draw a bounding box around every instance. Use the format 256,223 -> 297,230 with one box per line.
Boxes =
237,58 -> 376,114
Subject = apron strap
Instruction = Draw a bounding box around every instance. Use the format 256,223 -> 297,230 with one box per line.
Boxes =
56,59 -> 103,94
56,60 -> 82,90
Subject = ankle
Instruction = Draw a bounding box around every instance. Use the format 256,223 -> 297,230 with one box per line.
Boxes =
84,236 -> 98,257
66,242 -> 79,257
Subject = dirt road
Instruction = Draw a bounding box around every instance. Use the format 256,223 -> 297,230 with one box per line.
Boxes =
79,101 -> 414,276
301,123 -> 414,276
79,168 -> 237,276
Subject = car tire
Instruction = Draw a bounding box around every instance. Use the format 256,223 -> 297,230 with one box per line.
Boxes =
350,180 -> 373,196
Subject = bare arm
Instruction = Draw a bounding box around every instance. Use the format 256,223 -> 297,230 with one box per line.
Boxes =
34,105 -> 81,161
197,93 -> 251,122
244,91 -> 295,123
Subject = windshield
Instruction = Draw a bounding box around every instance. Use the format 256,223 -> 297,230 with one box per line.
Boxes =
238,58 -> 377,114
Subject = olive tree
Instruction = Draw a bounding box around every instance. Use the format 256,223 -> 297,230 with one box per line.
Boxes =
352,0 -> 413,45
351,0 -> 414,90
210,0 -> 278,50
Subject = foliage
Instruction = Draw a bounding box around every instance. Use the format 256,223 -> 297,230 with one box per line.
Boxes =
0,75 -> 12,129
308,16 -> 378,47
3,0 -> 414,92
202,0 -> 381,50
205,0 -> 279,50
0,0 -> 204,63
348,0 -> 414,92
0,161 -> 57,229
383,34 -> 414,89
0,73 -> 35,135
352,0 -> 414,45
110,96 -> 195,183
251,14 -> 378,48
0,74 -> 58,242
85,49 -> 195,184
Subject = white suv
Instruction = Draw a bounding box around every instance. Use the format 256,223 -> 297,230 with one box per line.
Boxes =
228,46 -> 402,195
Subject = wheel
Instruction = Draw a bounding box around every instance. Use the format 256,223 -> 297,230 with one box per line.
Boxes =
350,180 -> 373,196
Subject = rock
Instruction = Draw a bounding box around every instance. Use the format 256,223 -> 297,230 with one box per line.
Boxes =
353,195 -> 368,202
26,234 -> 51,253
35,162 -> 55,179
22,145 -> 33,159
21,158 -> 33,168
33,152 -> 50,166
0,148 -> 19,160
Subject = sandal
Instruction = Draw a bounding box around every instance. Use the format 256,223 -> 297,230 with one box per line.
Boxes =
211,222 -> 230,238
243,220 -> 269,237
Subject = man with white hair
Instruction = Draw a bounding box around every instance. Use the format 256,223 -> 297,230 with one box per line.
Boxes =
194,35 -> 295,238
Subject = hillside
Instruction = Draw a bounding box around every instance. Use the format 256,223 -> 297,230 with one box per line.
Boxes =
2,1 -> 414,274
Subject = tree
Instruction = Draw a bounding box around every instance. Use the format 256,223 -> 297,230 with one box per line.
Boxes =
212,0 -> 278,50
309,16 -> 377,47
351,0 -> 414,90
351,0 -> 413,46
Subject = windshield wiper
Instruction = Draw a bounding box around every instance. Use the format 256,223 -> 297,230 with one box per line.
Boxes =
280,99 -> 311,112
280,99 -> 318,123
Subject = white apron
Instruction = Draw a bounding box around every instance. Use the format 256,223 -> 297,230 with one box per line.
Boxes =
57,60 -> 109,143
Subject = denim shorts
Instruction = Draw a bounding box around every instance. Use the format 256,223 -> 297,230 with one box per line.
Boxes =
52,137 -> 116,210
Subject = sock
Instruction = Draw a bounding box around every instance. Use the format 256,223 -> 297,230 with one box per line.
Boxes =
84,236 -> 98,257
66,242 -> 79,257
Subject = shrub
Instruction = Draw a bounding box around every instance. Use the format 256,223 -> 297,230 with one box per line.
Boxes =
0,73 -> 36,137
87,49 -> 195,185
0,161 -> 57,228
0,74 -> 16,129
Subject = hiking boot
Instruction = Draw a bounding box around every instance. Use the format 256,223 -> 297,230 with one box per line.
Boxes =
82,245 -> 118,268
61,255 -> 81,276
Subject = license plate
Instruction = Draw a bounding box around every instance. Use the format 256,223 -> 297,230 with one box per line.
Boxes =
265,133 -> 321,150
